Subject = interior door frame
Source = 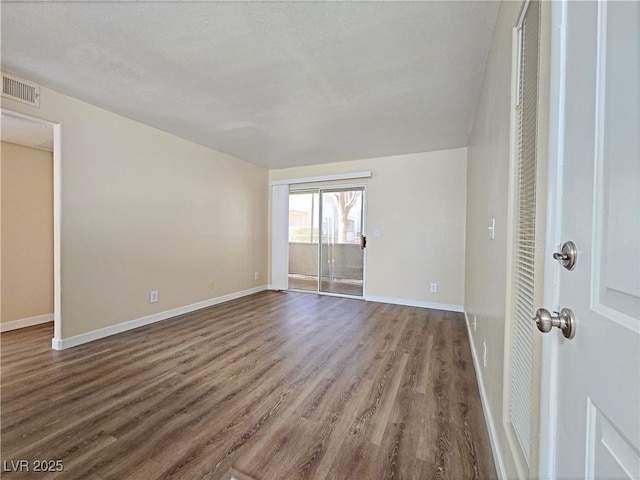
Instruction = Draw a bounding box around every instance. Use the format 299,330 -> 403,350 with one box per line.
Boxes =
1,108 -> 62,345
537,1 -> 568,477
288,183 -> 367,299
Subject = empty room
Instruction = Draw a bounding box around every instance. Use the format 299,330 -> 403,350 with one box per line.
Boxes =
1,1 -> 638,479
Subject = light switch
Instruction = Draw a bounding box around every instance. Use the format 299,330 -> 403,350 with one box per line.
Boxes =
488,218 -> 496,240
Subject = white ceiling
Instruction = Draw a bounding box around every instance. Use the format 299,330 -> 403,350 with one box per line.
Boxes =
1,1 -> 499,169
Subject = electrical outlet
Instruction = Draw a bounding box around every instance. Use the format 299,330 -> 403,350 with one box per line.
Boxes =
430,283 -> 438,293
209,280 -> 215,289
254,272 -> 259,280
150,290 -> 159,303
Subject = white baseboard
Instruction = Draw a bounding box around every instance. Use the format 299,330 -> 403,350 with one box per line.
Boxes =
51,285 -> 268,350
464,312 -> 507,479
365,295 -> 463,313
267,288 -> 463,312
1,313 -> 54,332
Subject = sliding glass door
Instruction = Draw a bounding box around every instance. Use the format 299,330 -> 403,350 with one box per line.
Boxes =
288,186 -> 365,297
288,191 -> 320,292
319,188 -> 364,296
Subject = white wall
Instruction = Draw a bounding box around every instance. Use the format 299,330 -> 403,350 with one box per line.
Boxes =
464,1 -> 526,477
270,148 -> 467,310
2,86 -> 268,342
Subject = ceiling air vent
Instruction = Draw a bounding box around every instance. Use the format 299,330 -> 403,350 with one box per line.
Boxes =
2,73 -> 40,107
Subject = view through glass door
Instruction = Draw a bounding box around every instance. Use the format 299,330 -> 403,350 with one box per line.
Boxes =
288,191 -> 320,292
288,187 -> 365,297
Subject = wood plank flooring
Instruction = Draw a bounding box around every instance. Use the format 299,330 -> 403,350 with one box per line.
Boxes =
1,291 -> 496,479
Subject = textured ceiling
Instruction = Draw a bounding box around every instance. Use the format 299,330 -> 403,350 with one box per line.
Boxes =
1,1 -> 499,169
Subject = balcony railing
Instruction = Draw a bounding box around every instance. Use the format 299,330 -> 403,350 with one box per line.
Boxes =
288,242 -> 363,280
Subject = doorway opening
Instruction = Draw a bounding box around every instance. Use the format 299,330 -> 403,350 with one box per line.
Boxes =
288,186 -> 365,297
0,109 -> 61,345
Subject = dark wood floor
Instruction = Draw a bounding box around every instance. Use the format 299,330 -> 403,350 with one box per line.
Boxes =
1,291 -> 496,479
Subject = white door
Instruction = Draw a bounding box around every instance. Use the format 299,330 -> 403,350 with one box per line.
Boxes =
546,0 -> 640,478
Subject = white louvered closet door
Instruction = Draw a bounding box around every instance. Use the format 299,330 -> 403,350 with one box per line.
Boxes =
507,0 -> 545,476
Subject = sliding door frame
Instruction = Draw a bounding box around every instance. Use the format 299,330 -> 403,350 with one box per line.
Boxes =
270,171 -> 371,294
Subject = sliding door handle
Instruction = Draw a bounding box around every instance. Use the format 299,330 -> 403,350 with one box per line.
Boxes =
361,235 -> 367,249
